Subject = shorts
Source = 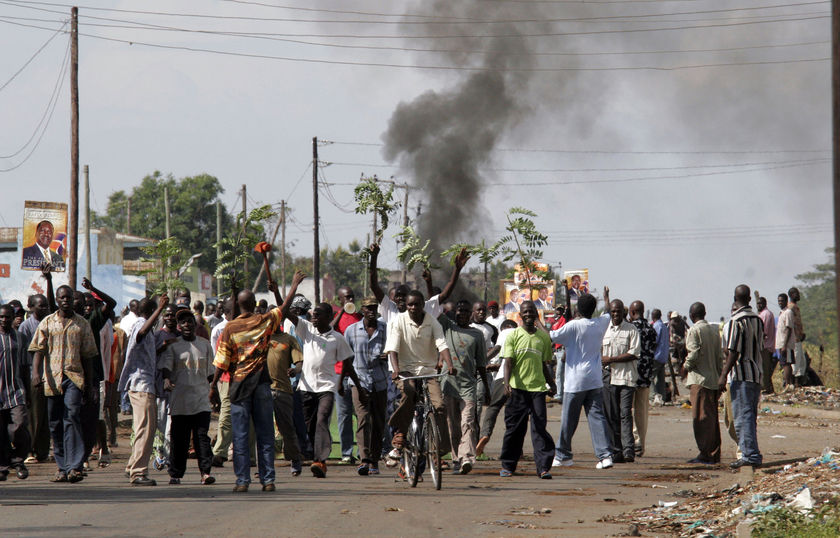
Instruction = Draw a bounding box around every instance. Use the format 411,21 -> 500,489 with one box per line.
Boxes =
778,349 -> 794,366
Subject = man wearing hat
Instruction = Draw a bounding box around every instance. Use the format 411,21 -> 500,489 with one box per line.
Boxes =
486,301 -> 505,331
340,296 -> 389,475
159,307 -> 216,485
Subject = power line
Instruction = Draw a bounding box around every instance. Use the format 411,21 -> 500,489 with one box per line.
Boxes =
286,161 -> 312,201
0,34 -> 69,171
0,18 -> 65,93
324,140 -> 830,155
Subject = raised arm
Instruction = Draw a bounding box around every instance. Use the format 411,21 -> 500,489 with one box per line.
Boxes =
280,270 -> 306,326
438,247 -> 469,303
41,262 -> 57,313
422,268 -> 434,298
602,286 -> 610,313
81,277 -> 117,313
138,295 -> 168,339
268,280 -> 283,308
368,243 -> 384,304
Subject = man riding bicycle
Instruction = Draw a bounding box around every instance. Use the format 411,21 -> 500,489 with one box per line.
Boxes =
385,290 -> 455,463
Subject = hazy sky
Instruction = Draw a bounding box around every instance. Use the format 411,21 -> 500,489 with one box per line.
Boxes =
0,0 -> 834,321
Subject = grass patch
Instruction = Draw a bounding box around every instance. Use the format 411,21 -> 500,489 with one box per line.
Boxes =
753,497 -> 840,538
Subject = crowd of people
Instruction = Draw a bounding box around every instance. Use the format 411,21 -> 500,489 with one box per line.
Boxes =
0,248 -> 810,489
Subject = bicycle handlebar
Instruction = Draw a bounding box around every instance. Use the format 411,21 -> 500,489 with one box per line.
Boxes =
397,373 -> 446,381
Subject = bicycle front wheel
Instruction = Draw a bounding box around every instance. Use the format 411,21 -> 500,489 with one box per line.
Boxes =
404,419 -> 423,488
425,412 -> 443,490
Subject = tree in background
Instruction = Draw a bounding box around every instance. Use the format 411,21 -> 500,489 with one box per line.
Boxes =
93,171 -> 236,275
797,248 -> 838,354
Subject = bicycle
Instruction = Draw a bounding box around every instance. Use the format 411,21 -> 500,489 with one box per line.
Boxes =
398,373 -> 445,490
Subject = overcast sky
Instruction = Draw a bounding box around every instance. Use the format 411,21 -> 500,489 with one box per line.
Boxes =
0,0 -> 834,321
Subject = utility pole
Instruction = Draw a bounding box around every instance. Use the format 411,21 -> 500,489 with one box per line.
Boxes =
241,184 -> 248,277
215,200 -> 222,297
312,137 -> 321,303
68,6 -> 79,289
126,196 -> 131,234
280,200 -> 286,296
83,164 -> 91,280
401,185 -> 409,284
833,0 -> 840,369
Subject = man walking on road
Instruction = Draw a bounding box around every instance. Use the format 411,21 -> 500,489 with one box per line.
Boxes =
680,302 -> 723,464
719,285 -> 764,469
0,304 -> 31,481
628,301 -> 656,458
119,296 -> 168,486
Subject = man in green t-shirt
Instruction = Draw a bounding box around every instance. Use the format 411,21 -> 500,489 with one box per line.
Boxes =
499,301 -> 557,479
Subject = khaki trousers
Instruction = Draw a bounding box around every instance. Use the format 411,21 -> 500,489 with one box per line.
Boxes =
126,391 -> 157,479
444,395 -> 477,465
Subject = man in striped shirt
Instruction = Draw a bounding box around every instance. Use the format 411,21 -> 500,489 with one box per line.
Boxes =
0,304 -> 31,481
718,285 -> 763,469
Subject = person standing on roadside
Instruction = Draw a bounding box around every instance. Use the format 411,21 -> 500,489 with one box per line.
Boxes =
775,293 -> 797,391
755,297 -> 776,394
787,287 -> 807,386
650,309 -> 670,404
30,285 -> 99,484
119,296 -> 169,486
680,302 -> 723,464
719,285 -> 763,469
628,301 -> 656,458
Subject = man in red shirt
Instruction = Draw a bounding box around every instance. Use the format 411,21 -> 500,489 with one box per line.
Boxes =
331,286 -> 363,464
551,304 -> 569,402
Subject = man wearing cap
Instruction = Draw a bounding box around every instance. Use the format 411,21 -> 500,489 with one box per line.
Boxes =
159,308 -> 216,485
340,296 -> 389,475
331,286 -> 363,465
486,301 -> 505,331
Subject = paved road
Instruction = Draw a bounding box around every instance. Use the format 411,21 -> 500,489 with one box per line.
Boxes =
2,401 -> 837,537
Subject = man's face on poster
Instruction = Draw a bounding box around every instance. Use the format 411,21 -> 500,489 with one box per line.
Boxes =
508,289 -> 519,303
571,275 -> 581,290
35,221 -> 53,249
538,288 -> 548,301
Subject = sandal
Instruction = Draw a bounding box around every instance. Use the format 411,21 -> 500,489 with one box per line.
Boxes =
51,471 -> 68,483
68,469 -> 84,483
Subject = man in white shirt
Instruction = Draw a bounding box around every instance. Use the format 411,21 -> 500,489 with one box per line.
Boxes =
485,301 -> 505,331
775,293 -> 796,392
601,299 -> 641,463
384,290 -> 455,461
282,301 -> 354,478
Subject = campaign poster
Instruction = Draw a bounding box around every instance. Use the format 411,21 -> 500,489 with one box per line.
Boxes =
499,279 -> 556,325
21,201 -> 68,272
563,269 -> 590,305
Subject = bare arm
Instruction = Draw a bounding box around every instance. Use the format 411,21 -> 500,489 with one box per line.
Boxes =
82,277 -> 117,313
388,350 -> 400,380
138,295 -> 169,339
279,270 -> 306,326
438,248 -> 469,303
422,268 -> 434,297
268,280 -> 283,308
717,349 -> 738,392
31,351 -> 44,385
368,243 -> 384,304
41,262 -> 57,313
502,356 -> 513,396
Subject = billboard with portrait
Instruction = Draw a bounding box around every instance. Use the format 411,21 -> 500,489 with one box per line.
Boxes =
563,269 -> 590,305
21,201 -> 68,272
499,278 -> 556,325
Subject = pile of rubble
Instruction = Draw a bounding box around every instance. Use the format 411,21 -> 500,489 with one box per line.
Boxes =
761,387 -> 840,410
602,449 -> 840,536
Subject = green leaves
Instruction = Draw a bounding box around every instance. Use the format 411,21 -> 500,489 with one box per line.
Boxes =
139,237 -> 187,297
214,204 -> 275,295
353,176 -> 399,254
395,226 -> 438,271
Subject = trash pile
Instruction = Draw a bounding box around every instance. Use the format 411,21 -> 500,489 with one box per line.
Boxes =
762,387 -> 840,410
602,448 -> 840,537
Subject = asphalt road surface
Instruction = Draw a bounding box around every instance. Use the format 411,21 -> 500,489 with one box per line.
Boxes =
1,400 -> 837,537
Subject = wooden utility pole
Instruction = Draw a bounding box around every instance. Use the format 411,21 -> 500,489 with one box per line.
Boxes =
216,200 -> 222,297
83,164 -> 91,280
126,196 -> 131,234
833,0 -> 840,366
241,184 -> 248,276
401,185 -> 409,284
280,200 -> 286,296
68,6 -> 79,289
312,137 -> 321,303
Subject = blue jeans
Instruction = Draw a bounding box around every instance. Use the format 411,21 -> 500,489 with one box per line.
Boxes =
553,350 -> 565,400
47,378 -> 85,473
336,378 -> 355,458
230,382 -> 276,485
730,380 -> 762,465
555,388 -> 613,462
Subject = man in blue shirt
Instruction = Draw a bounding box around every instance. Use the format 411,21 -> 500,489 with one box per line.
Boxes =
549,286 -> 615,470
341,297 -> 389,476
650,309 -> 670,403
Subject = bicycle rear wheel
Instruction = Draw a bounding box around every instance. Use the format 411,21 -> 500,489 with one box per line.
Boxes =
425,413 -> 443,490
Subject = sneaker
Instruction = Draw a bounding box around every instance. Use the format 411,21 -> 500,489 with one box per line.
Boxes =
539,471 -> 552,479
341,455 -> 356,464
451,461 -> 461,475
499,469 -> 513,477
475,436 -> 490,457
551,456 -> 563,468
357,463 -> 369,476
24,456 -> 38,464
596,457 -> 613,470
460,462 -> 472,475
652,394 -> 664,406
554,458 -> 573,467
201,474 -> 216,485
387,447 -> 402,461
291,460 -> 302,476
384,455 -> 400,468
130,476 -> 156,486
169,478 -> 181,485
310,461 -> 326,478
98,451 -> 112,468
368,467 -> 380,475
